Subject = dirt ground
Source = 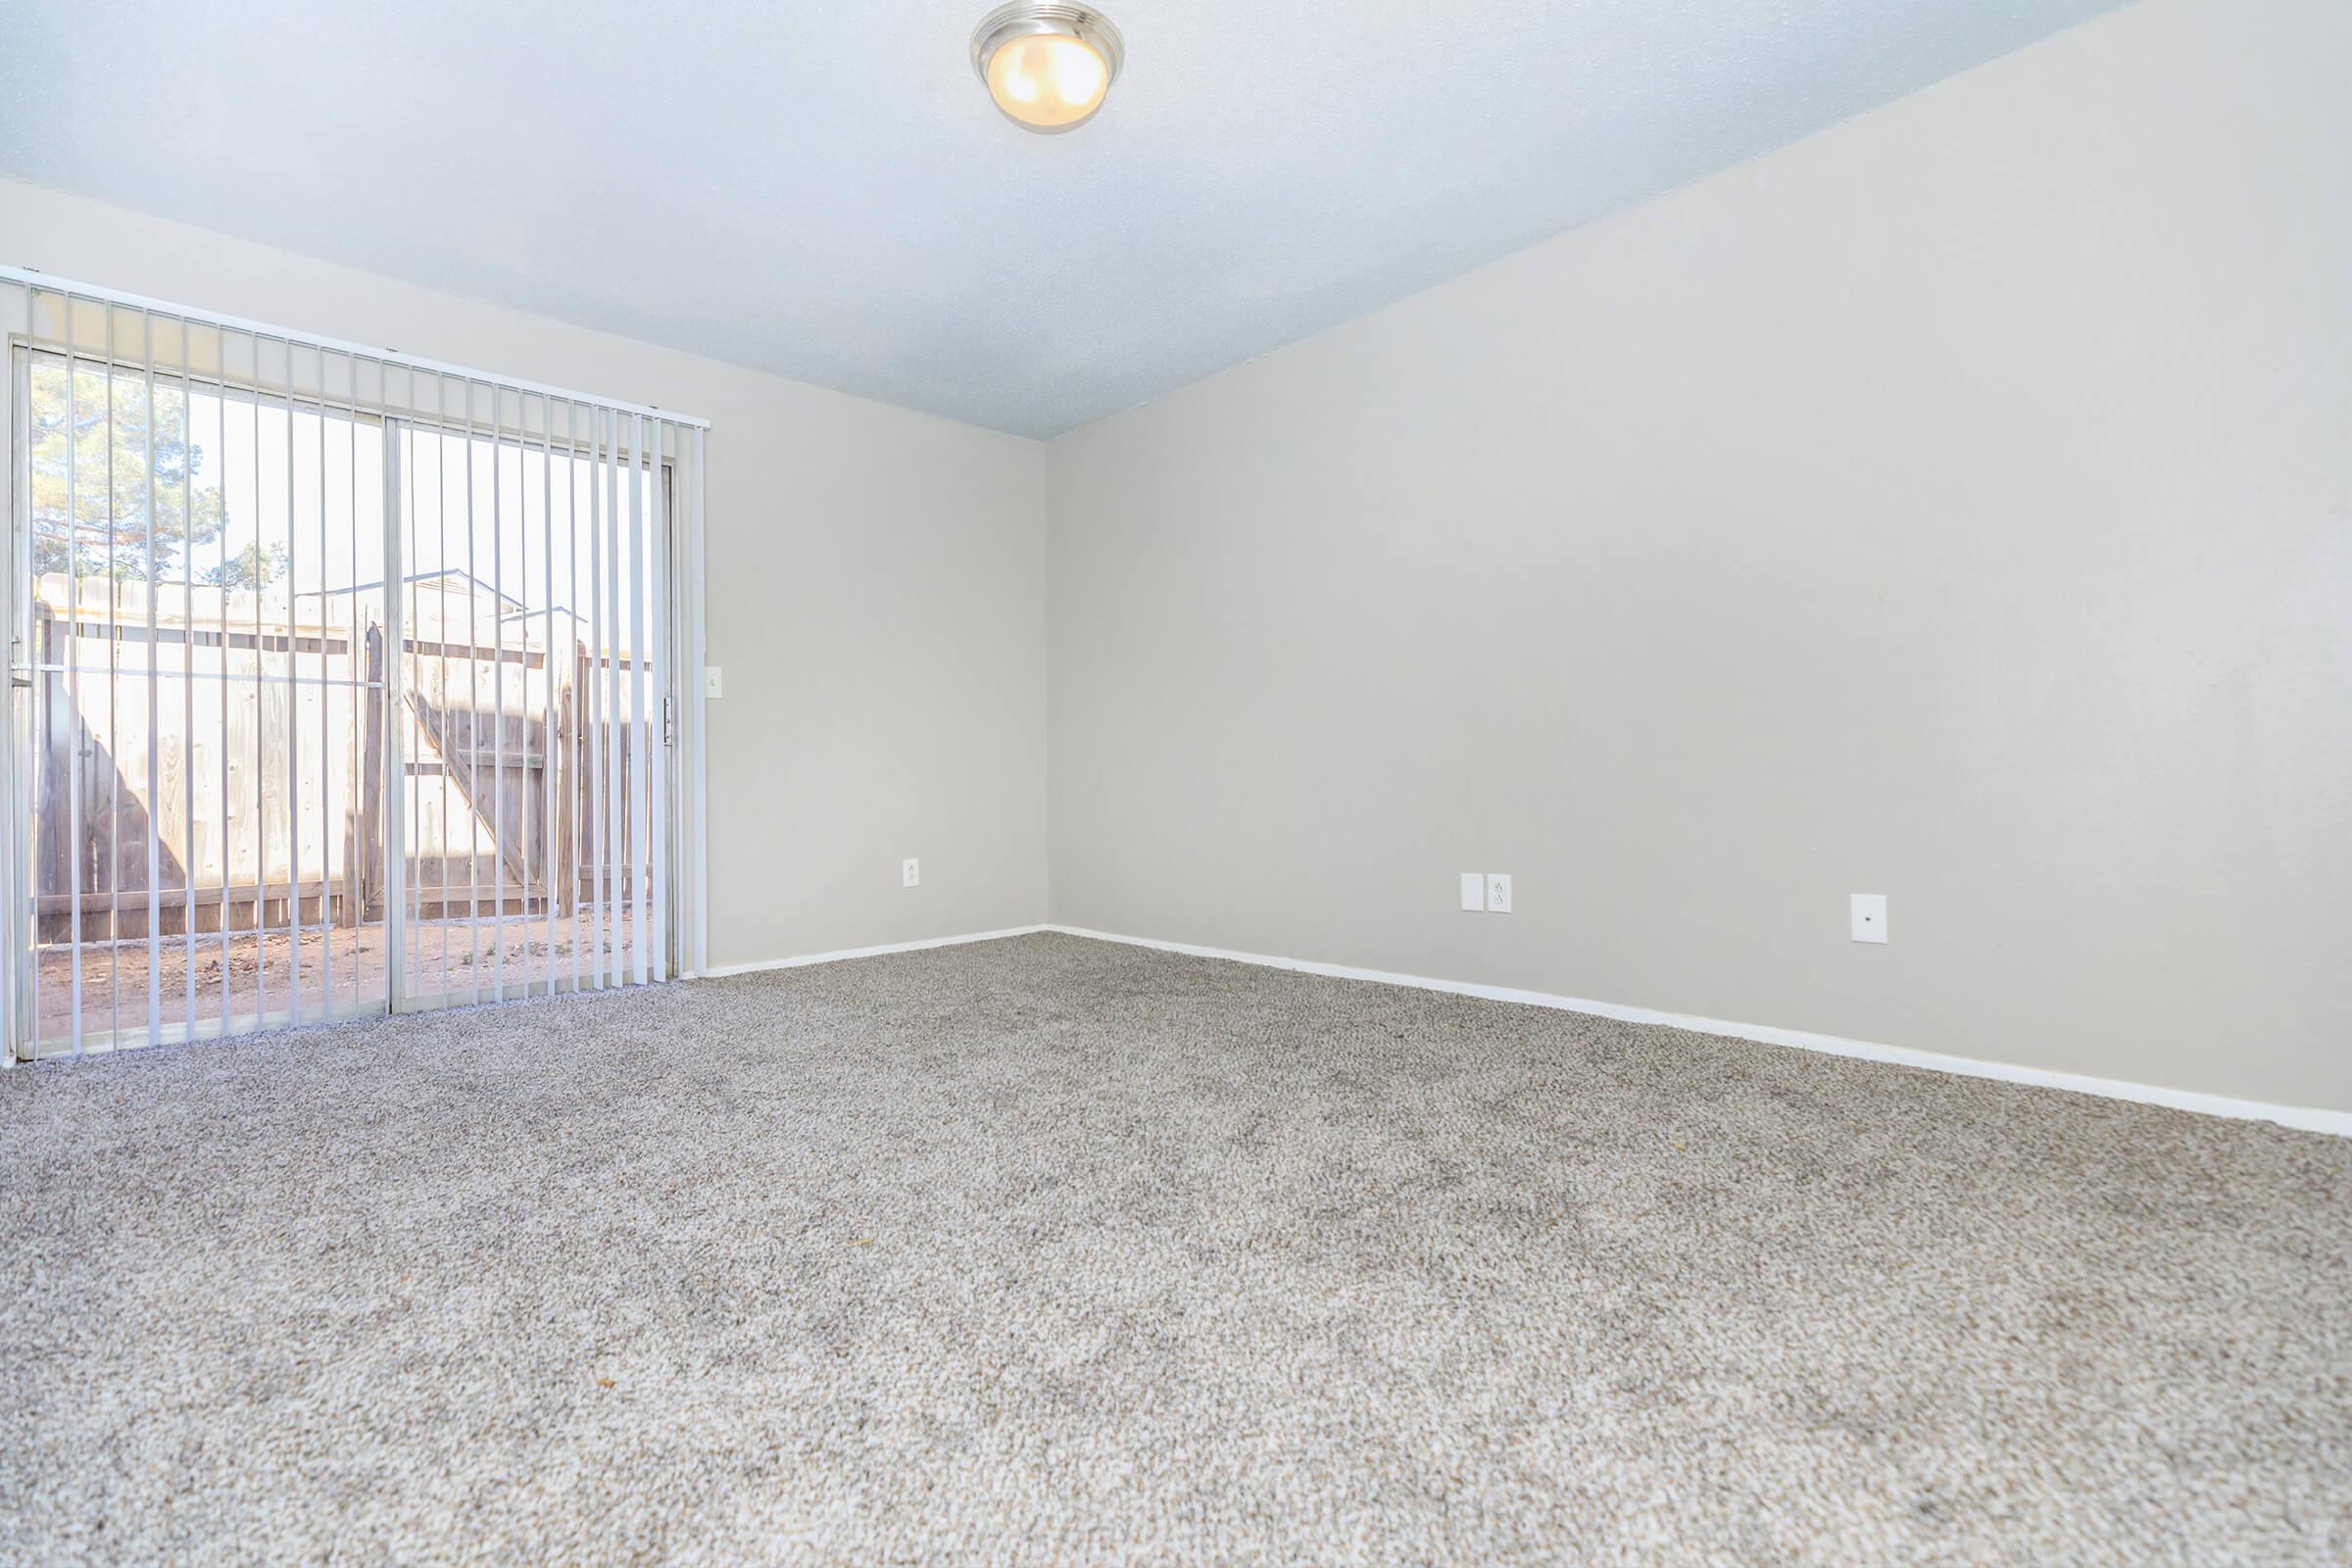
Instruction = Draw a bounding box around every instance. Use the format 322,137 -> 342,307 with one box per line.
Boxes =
29,908 -> 647,1051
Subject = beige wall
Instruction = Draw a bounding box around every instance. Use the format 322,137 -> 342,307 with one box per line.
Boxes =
1048,0 -> 2352,1112
0,175 -> 1051,969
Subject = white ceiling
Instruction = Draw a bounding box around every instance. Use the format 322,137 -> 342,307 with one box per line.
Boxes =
0,1 -> 2117,438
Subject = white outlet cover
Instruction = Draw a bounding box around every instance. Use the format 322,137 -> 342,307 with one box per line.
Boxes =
705,665 -> 723,699
1487,873 -> 1512,914
1460,872 -> 1485,911
903,858 -> 920,888
1851,893 -> 1887,943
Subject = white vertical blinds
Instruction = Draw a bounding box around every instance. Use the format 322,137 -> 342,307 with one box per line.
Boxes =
0,266 -> 707,1060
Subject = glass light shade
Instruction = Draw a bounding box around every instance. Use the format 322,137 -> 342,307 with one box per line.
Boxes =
985,31 -> 1110,130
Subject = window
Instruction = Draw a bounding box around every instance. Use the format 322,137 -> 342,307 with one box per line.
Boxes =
4,275 -> 706,1057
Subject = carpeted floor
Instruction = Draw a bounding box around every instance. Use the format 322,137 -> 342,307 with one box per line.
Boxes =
1,933 -> 2345,1565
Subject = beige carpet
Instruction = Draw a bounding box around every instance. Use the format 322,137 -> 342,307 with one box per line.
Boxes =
1,932 -> 2346,1564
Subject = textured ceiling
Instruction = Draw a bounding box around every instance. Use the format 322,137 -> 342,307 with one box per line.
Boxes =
0,1 -> 2118,438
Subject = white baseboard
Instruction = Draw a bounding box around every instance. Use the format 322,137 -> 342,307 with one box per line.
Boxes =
698,924 -> 1048,978
1045,925 -> 2352,1139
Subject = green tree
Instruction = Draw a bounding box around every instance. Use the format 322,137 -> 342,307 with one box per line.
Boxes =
26,361 -> 235,584
205,542 -> 287,591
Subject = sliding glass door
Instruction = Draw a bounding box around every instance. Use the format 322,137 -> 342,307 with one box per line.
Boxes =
387,403 -> 671,1014
7,307 -> 679,1058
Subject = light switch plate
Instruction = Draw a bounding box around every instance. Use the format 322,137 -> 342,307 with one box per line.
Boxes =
1460,872 -> 1485,911
1851,893 -> 1887,943
1487,873 -> 1512,914
705,665 -> 723,699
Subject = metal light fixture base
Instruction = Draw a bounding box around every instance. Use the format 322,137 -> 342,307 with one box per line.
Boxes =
970,2 -> 1126,134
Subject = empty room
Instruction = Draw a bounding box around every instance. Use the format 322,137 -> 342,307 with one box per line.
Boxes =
1,0 -> 2346,1561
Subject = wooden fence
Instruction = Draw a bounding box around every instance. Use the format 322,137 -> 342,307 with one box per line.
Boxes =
29,575 -> 653,944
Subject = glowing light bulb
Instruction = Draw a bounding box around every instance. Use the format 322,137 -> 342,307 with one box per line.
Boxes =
986,33 -> 1109,128
972,7 -> 1123,133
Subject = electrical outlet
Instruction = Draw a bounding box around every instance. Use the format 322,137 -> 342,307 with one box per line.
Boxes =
1486,873 -> 1512,913
1850,893 -> 1886,943
705,665 -> 723,699
903,858 -> 920,888
1460,872 -> 1485,911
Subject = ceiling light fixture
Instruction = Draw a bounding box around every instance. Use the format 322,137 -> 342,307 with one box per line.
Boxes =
970,3 -> 1124,134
